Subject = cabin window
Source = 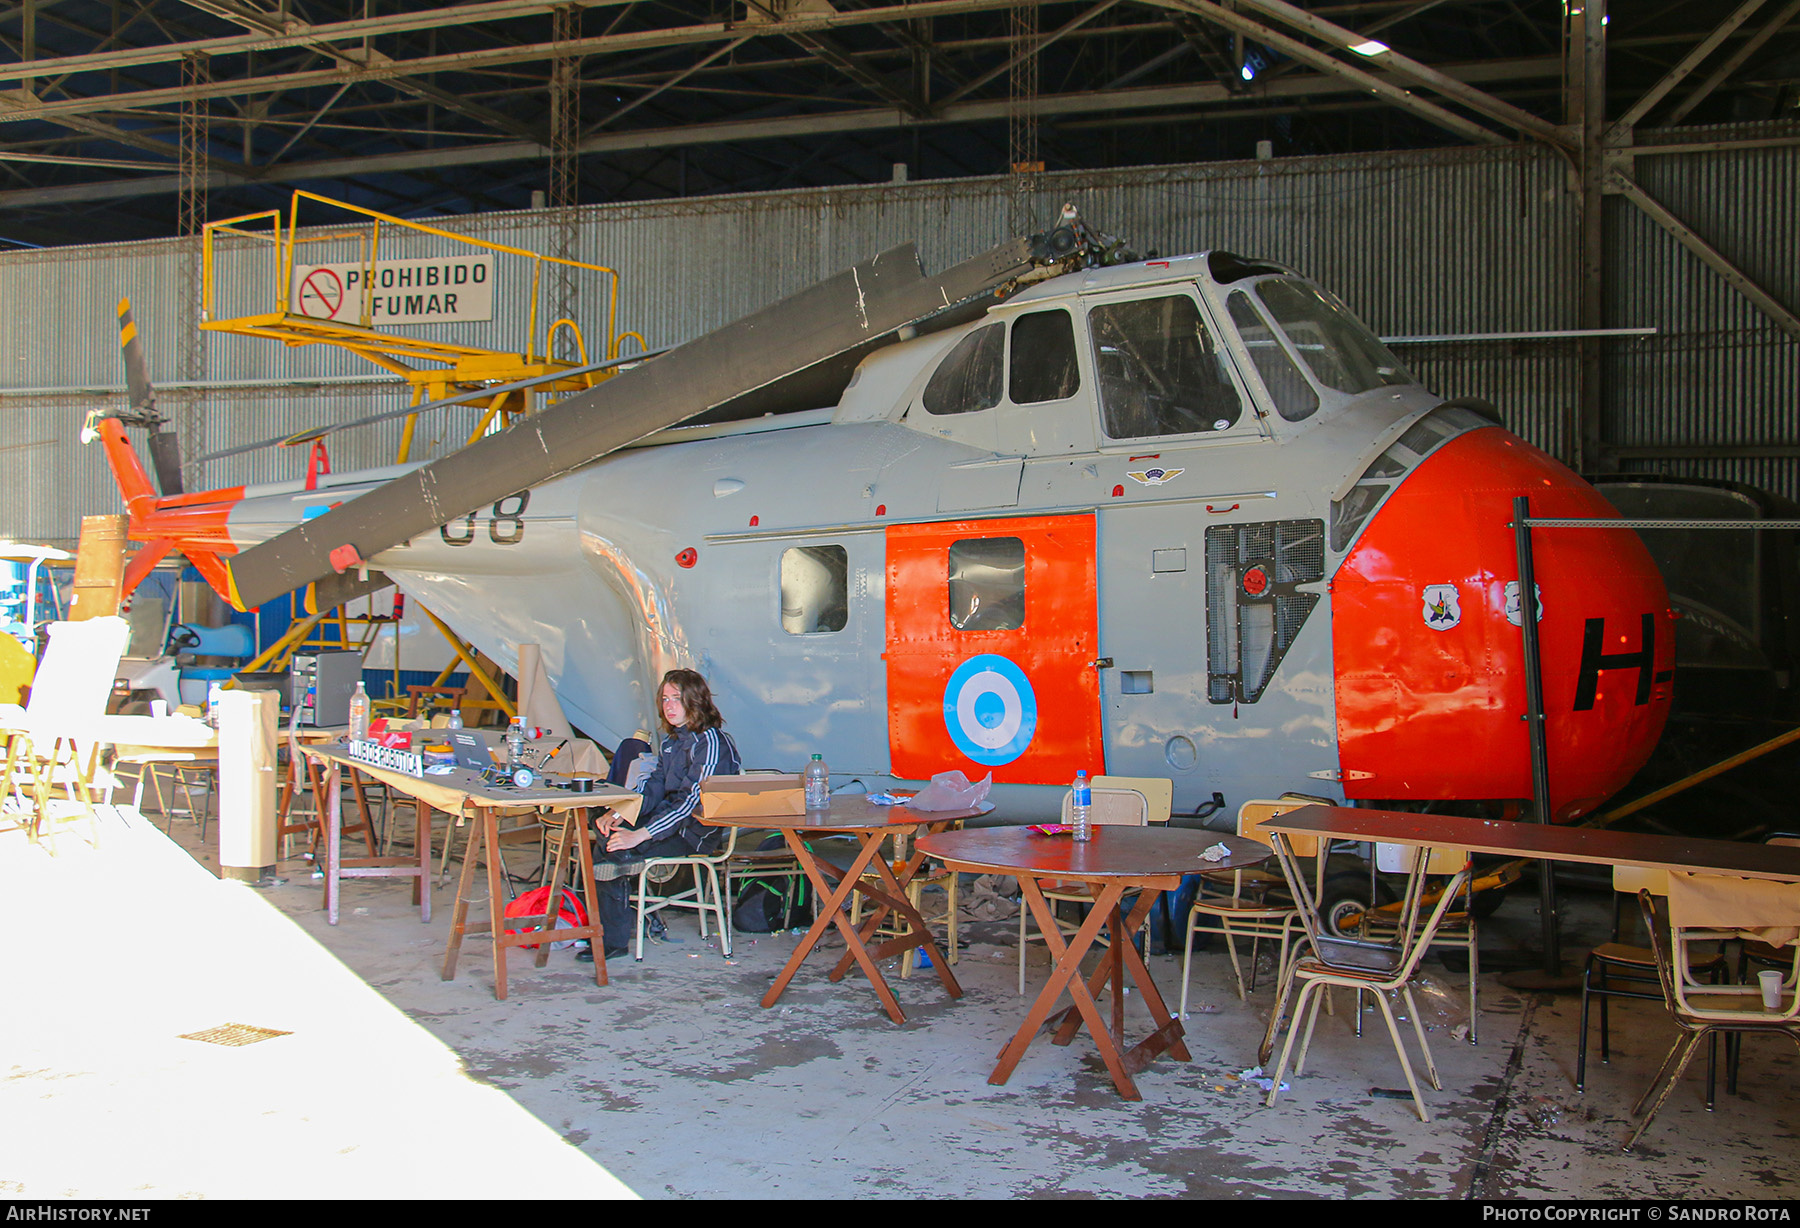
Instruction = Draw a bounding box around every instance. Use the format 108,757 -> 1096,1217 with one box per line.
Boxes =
780,545 -> 848,635
1089,294 -> 1243,439
1227,291 -> 1319,423
923,323 -> 1004,415
1205,519 -> 1324,704
1008,309 -> 1081,404
948,537 -> 1025,631
1253,278 -> 1412,395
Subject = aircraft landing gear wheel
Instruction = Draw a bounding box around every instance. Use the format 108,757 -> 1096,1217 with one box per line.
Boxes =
1318,872 -> 1396,940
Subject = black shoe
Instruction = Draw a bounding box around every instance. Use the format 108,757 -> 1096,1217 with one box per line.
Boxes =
575,944 -> 631,962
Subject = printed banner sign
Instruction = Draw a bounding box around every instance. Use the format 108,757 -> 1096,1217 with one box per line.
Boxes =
291,256 -> 495,324
348,738 -> 424,777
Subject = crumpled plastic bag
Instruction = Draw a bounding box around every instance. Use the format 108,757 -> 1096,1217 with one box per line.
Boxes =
906,769 -> 993,811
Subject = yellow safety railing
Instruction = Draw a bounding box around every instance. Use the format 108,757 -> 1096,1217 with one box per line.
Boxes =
200,191 -> 630,460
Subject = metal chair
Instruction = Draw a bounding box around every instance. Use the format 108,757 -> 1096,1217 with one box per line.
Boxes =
1262,838 -> 1472,1121
1371,840 -> 1482,1044
1016,786 -> 1150,994
1180,799 -> 1324,1014
1578,864 -> 1724,1093
848,826 -> 960,980
724,828 -> 809,923
107,744 -> 221,838
630,825 -> 741,960
1624,882 -> 1800,1151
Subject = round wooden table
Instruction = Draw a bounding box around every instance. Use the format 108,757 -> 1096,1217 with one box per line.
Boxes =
699,798 -> 985,1024
916,825 -> 1271,1100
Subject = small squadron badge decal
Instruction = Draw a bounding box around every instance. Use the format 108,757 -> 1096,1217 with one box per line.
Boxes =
1504,580 -> 1545,627
1422,584 -> 1461,630
1126,466 -> 1185,487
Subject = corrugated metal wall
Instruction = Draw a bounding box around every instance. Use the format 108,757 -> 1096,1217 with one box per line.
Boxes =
2,139 -> 1794,546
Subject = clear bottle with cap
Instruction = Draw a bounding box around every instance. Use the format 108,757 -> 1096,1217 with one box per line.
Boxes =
348,680 -> 370,741
506,715 -> 526,770
447,707 -> 464,730
803,753 -> 830,810
1070,769 -> 1092,842
206,681 -> 224,729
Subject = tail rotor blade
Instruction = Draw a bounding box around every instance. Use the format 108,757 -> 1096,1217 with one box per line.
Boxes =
117,297 -> 185,496
148,431 -> 185,498
117,298 -> 156,417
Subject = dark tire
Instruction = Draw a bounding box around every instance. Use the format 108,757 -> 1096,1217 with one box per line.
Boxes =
1317,872 -> 1397,939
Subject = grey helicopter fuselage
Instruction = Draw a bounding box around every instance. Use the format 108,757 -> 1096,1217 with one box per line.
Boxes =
211,250 -> 1675,821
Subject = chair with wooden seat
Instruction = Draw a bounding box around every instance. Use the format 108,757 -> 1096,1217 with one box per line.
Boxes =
1370,840 -> 1482,1044
406,685 -> 467,721
848,826 -> 961,980
1263,842 -> 1473,1122
1578,864 -> 1725,1092
1624,881 -> 1800,1151
1735,836 -> 1800,1016
109,742 -> 221,837
1181,798 -> 1325,1015
724,829 -> 809,921
1017,785 -> 1150,994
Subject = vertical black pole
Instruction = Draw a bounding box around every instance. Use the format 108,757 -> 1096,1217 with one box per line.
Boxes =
1513,495 -> 1561,976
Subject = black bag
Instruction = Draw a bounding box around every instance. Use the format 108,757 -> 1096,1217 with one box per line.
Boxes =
733,880 -> 812,932
733,833 -> 815,932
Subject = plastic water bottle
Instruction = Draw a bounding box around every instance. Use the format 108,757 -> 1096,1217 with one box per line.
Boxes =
1071,769 -> 1092,842
348,681 -> 370,742
206,681 -> 224,728
506,716 -> 526,770
447,708 -> 463,730
803,753 -> 830,810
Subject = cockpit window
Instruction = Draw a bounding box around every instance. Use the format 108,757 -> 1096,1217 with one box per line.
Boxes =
1254,278 -> 1412,395
1088,294 -> 1242,439
1227,291 -> 1319,423
1009,309 -> 1081,404
923,323 -> 1004,415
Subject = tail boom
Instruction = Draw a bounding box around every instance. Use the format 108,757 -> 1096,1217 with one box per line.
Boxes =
98,418 -> 245,603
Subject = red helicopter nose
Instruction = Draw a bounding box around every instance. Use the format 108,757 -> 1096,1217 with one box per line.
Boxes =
1331,426 -> 1674,820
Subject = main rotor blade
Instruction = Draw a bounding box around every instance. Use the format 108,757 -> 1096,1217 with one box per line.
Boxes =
196,352 -> 664,464
222,237 -> 1042,611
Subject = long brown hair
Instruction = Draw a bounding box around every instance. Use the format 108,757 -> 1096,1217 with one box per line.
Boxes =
658,668 -> 724,734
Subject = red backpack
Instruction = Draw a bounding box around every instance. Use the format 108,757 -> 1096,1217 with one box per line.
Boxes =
502,884 -> 589,950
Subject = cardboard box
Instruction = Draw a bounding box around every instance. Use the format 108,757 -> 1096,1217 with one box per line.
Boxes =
700,773 -> 805,818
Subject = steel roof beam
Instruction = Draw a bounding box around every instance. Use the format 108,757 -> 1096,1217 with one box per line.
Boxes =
1142,0 -> 1513,146
1610,170 -> 1800,345
1610,0 -> 1769,137
1663,0 -> 1800,127
0,0 -> 1038,123
170,0 -> 546,145
935,0 -> 1121,109
0,53 -> 1569,209
1165,0 -> 1570,147
0,0 -> 641,84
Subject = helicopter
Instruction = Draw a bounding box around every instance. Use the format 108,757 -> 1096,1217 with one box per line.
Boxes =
91,208 -> 1674,821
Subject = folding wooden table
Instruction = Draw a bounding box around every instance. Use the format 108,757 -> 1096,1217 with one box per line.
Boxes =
1258,805 -> 1800,884
699,798 -> 983,1024
917,825 -> 1271,1101
304,741 -> 641,999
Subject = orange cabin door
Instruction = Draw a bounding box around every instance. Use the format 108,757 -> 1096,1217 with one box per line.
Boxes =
886,514 -> 1103,784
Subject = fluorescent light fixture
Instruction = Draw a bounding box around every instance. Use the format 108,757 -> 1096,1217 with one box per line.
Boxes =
1350,39 -> 1389,56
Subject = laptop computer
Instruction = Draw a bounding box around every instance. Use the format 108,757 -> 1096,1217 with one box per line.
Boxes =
446,730 -> 498,772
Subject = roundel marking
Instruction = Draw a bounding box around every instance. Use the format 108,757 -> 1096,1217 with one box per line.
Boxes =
943,654 -> 1038,766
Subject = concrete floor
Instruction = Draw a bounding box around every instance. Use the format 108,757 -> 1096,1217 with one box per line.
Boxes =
4,800 -> 1798,1200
